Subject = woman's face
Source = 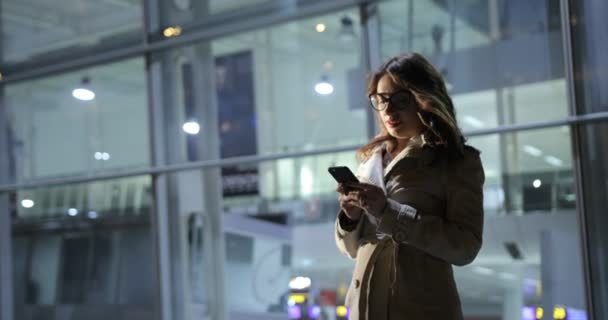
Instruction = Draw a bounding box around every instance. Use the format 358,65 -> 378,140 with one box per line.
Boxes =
375,75 -> 425,141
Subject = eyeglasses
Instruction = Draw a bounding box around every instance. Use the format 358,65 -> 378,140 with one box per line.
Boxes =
368,91 -> 416,111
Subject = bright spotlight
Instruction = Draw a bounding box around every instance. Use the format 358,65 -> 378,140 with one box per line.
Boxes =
68,208 -> 79,216
183,121 -> 200,135
21,199 -> 35,208
314,81 -> 334,95
72,88 -> 95,101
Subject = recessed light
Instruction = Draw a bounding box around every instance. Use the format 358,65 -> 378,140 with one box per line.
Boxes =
21,199 -> 35,208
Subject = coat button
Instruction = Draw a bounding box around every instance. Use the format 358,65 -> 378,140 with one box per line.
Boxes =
354,279 -> 360,288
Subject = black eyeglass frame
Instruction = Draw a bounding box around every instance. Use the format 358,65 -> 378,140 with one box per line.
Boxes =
368,90 -> 416,111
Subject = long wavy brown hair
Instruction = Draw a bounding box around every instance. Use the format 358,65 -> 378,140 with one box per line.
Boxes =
356,53 -> 465,162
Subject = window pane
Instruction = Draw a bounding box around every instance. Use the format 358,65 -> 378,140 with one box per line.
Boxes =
215,128 -> 584,318
379,0 -> 568,129
1,0 -> 143,64
212,10 -> 367,154
154,7 -> 366,166
158,0 -> 321,28
4,58 -> 149,183
471,126 -> 574,215
11,175 -> 156,319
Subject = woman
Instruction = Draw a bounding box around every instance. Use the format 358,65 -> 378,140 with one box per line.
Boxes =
335,53 -> 484,320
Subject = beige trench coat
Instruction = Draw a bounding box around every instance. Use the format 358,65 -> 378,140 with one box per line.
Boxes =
335,144 -> 485,320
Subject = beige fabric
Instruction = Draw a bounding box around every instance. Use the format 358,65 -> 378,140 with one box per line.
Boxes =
335,144 -> 485,320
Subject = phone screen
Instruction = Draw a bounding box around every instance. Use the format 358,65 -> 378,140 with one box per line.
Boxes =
328,166 -> 359,184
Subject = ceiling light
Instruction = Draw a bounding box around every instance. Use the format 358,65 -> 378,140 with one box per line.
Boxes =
87,211 -> 99,219
183,121 -> 200,135
21,199 -> 35,208
68,208 -> 79,216
463,116 -> 485,128
544,155 -> 563,167
523,145 -> 543,157
314,75 -> 334,95
163,26 -> 182,37
315,23 -> 326,33
533,179 -> 542,188
101,152 -> 111,161
94,152 -> 103,160
72,88 -> 95,101
72,76 -> 95,101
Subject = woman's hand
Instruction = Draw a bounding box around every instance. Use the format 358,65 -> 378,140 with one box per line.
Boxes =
336,183 -> 363,221
344,182 -> 387,217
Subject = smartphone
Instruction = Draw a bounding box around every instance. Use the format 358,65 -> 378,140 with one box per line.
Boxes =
328,166 -> 359,184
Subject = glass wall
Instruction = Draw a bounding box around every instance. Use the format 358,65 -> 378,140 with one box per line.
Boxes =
380,0 -> 568,130
0,0 -> 603,320
3,58 -> 149,183
0,0 -> 143,64
10,176 -> 156,320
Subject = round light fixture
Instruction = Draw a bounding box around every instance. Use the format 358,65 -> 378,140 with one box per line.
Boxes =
21,199 -> 35,208
72,76 -> 95,101
314,75 -> 334,95
183,121 -> 200,135
72,88 -> 95,101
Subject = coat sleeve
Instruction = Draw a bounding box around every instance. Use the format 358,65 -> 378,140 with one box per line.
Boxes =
376,149 -> 485,266
335,210 -> 364,260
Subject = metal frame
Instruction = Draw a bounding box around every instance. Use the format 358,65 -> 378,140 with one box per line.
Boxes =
361,1 -> 382,140
1,112 -> 607,193
0,93 -> 14,320
560,0 -> 596,318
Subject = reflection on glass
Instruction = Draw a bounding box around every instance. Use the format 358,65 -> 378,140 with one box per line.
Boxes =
470,126 -> 574,215
11,176 -> 155,319
14,175 -> 152,221
213,126 -> 585,318
380,0 -> 567,128
1,0 -> 143,63
4,58 -> 149,183
210,7 -> 366,155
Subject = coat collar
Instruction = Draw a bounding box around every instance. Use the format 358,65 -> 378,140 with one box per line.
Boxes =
379,136 -> 439,178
